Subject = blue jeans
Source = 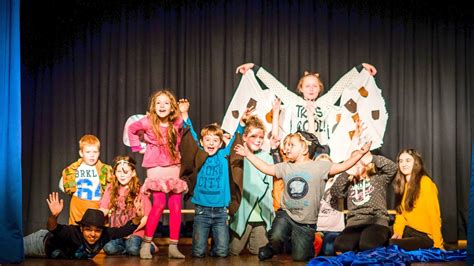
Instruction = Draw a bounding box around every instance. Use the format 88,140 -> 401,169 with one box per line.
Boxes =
103,235 -> 154,256
320,231 -> 340,256
192,205 -> 229,257
269,210 -> 316,261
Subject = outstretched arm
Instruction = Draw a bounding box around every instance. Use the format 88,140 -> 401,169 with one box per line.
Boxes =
234,144 -> 276,176
224,107 -> 254,152
236,62 -> 300,105
317,63 -> 377,119
329,141 -> 372,176
46,192 -> 64,231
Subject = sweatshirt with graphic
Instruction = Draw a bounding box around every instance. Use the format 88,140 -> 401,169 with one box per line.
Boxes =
330,155 -> 397,227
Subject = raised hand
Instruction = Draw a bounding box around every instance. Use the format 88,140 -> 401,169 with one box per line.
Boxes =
46,192 -> 64,217
222,133 -> 232,146
270,135 -> 281,150
353,120 -> 367,138
178,98 -> 190,121
235,63 -> 255,74
178,99 -> 190,113
240,106 -> 255,124
362,63 -> 377,76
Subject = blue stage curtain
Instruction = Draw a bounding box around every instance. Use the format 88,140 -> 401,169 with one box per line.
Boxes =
0,0 -> 23,263
468,143 -> 474,265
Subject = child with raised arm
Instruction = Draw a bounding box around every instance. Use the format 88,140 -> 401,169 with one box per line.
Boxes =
99,156 -> 156,256
234,132 -> 371,261
330,150 -> 397,253
236,62 -> 377,145
23,192 -> 143,259
127,89 -> 189,259
179,104 -> 250,258
328,119 -> 397,253
228,115 -> 275,256
59,134 -> 113,225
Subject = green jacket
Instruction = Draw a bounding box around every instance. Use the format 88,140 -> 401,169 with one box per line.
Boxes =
62,158 -> 112,195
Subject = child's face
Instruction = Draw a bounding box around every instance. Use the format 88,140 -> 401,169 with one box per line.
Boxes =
115,163 -> 135,186
398,152 -> 414,177
79,145 -> 100,166
285,136 -> 307,162
81,225 -> 103,245
154,94 -> 172,119
299,76 -> 322,100
200,134 -> 222,156
243,127 -> 265,152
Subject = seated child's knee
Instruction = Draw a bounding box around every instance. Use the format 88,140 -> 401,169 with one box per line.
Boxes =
126,245 -> 140,256
291,251 -> 311,262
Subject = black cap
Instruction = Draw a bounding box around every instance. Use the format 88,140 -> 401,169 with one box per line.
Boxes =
76,209 -> 106,228
295,131 -> 330,159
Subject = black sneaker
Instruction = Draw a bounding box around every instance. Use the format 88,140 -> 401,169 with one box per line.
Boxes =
258,243 -> 275,261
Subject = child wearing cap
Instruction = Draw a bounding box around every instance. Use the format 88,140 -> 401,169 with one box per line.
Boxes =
234,131 -> 371,261
23,192 -> 143,259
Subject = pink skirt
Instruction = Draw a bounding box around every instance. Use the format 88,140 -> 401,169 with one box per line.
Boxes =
142,164 -> 188,195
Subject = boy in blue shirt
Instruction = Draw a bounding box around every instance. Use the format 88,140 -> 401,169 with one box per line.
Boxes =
180,106 -> 250,257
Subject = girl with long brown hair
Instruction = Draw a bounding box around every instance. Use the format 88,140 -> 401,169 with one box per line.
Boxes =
390,149 -> 444,250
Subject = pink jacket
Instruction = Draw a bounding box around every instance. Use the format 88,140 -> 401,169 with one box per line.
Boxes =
128,115 -> 183,168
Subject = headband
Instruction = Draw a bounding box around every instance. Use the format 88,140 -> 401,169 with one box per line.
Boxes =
114,159 -> 135,168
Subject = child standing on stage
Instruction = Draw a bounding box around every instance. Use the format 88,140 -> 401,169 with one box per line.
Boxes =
99,156 -> 156,256
128,89 -> 189,259
59,134 -> 113,225
235,62 -> 377,145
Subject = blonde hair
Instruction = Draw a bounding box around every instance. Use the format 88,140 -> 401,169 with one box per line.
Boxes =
291,133 -> 311,155
79,134 -> 100,150
147,89 -> 181,161
201,123 -> 224,141
296,71 -> 324,97
243,115 -> 266,136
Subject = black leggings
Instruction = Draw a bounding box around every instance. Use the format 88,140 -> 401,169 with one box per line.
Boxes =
389,226 -> 434,251
334,224 -> 390,253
